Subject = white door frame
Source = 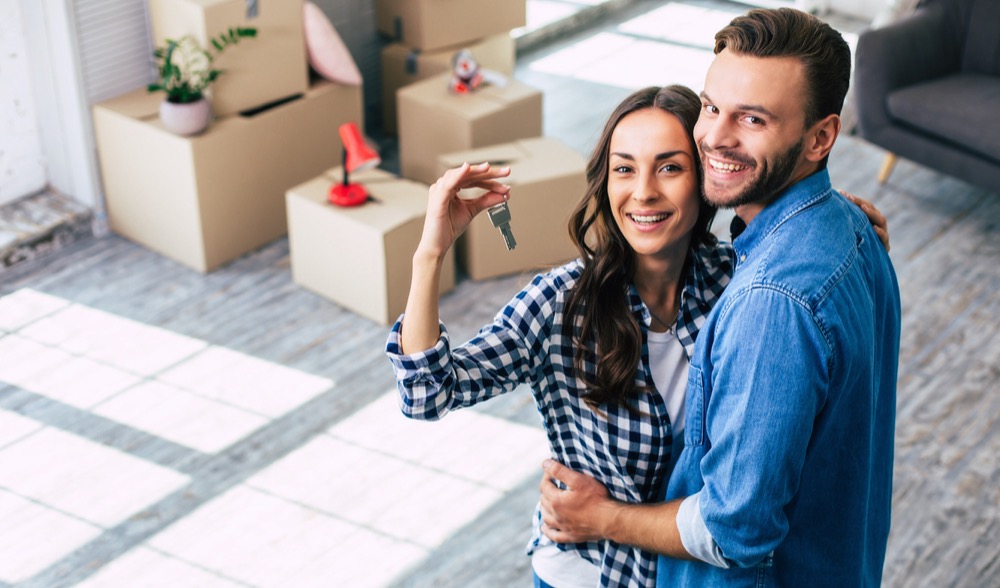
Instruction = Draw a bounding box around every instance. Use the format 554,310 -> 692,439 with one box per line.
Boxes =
19,0 -> 108,231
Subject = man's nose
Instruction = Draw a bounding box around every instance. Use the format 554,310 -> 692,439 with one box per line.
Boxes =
700,117 -> 737,151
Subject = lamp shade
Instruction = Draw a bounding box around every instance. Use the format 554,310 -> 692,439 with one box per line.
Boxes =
329,122 -> 381,207
339,122 -> 380,172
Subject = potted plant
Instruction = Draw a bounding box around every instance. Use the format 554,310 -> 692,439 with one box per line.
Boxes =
148,27 -> 257,136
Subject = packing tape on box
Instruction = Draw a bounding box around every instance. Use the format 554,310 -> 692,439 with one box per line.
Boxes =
406,49 -> 421,75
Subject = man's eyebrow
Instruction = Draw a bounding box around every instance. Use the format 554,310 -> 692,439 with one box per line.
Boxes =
700,91 -> 778,119
737,103 -> 778,119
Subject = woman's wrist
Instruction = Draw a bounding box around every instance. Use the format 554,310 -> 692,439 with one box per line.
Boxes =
412,247 -> 447,270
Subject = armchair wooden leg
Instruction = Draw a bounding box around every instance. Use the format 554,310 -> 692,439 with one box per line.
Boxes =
877,153 -> 897,184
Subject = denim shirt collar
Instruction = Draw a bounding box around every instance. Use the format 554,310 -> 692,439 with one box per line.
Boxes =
732,169 -> 833,266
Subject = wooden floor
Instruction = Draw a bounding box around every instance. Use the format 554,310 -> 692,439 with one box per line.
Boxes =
2,1 -> 998,586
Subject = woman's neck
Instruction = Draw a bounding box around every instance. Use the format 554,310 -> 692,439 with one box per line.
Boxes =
633,253 -> 687,333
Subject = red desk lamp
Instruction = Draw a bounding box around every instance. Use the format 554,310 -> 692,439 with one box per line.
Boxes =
328,122 -> 381,207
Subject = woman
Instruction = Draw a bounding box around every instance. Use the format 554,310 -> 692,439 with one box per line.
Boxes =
385,86 -> 886,587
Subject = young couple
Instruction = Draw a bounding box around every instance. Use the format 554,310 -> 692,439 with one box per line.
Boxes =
386,7 -> 900,587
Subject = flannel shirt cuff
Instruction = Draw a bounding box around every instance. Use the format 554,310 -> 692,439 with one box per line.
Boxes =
385,318 -> 456,420
384,316 -> 451,373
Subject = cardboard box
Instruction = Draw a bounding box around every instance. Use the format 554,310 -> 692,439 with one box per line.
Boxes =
398,73 -> 543,185
375,0 -> 525,51
438,138 -> 586,280
149,0 -> 309,117
93,81 -> 363,272
285,168 -> 455,325
381,33 -> 516,135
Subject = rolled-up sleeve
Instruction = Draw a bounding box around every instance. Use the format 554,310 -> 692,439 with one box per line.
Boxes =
385,272 -> 557,422
385,319 -> 457,420
676,493 -> 732,568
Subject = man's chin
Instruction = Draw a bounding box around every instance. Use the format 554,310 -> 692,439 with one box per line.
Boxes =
703,184 -> 748,210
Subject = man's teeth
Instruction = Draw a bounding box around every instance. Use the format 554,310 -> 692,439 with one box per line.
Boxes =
710,159 -> 748,172
629,213 -> 669,224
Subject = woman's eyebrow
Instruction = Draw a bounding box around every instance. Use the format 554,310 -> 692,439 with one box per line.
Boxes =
610,150 -> 689,160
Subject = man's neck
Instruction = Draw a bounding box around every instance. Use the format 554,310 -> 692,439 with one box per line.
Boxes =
736,163 -> 820,226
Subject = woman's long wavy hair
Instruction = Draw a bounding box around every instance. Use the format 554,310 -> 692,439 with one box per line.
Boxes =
563,85 -> 717,413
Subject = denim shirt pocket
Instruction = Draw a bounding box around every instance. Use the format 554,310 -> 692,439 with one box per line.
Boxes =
685,366 -> 706,447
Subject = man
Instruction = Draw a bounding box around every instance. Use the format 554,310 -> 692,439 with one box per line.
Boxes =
539,8 -> 901,586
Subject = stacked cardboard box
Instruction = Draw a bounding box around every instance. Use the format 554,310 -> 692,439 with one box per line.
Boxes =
381,34 -> 515,136
380,0 -> 589,282
375,0 -> 524,135
285,168 -> 455,325
149,0 -> 310,117
437,138 -> 587,281
93,0 -> 365,272
93,81 -> 363,272
397,73 -> 543,185
375,0 -> 525,51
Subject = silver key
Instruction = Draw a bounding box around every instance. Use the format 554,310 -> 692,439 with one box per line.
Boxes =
487,202 -> 517,251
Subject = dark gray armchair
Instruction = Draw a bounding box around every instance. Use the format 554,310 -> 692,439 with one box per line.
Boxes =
854,0 -> 1000,193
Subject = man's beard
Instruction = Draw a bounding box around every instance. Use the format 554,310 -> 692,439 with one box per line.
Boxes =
701,139 -> 803,210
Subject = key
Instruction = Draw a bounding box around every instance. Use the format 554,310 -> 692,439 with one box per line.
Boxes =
487,202 -> 517,251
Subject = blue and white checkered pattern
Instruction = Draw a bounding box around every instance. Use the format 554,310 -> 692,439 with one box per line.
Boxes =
385,242 -> 734,587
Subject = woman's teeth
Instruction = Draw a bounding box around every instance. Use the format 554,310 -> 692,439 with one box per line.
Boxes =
629,213 -> 669,224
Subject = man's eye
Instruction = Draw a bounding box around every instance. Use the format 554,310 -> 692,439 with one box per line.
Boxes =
745,116 -> 764,125
704,105 -> 718,114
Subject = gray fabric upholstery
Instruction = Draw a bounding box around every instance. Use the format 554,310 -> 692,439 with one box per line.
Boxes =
855,0 -> 1000,193
962,0 -> 1000,75
887,75 -> 1000,164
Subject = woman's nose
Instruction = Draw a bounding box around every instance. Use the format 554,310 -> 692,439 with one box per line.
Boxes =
634,169 -> 660,202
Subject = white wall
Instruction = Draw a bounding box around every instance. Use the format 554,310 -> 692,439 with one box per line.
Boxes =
0,0 -> 46,206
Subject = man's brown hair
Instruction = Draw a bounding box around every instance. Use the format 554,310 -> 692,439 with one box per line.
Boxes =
714,8 -> 852,129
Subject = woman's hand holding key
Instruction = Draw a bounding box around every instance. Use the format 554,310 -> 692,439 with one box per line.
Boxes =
417,162 -> 511,260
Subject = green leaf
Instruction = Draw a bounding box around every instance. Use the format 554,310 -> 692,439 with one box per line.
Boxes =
150,28 -> 258,101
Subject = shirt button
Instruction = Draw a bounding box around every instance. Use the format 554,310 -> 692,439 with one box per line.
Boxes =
740,255 -> 746,262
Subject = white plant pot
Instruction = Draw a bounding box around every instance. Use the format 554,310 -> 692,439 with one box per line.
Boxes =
159,98 -> 213,136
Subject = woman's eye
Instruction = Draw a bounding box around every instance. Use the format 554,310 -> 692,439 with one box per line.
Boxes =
660,163 -> 682,173
612,165 -> 632,174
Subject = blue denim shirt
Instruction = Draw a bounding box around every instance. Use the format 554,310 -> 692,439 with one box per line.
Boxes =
658,170 -> 902,587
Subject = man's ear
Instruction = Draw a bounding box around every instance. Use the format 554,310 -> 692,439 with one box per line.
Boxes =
804,113 -> 840,163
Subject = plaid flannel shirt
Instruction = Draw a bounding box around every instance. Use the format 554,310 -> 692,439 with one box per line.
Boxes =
385,241 -> 734,587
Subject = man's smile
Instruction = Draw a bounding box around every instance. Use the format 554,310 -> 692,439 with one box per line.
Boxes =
707,157 -> 750,173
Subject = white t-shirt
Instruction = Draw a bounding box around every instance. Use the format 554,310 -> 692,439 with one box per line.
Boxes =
532,543 -> 602,587
645,327 -> 688,437
532,328 -> 689,586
